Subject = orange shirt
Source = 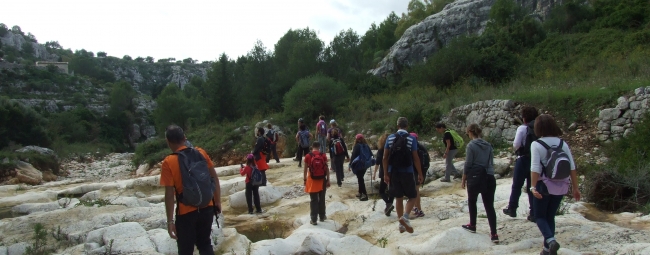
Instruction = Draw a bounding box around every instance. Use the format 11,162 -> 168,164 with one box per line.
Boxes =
256,153 -> 269,171
160,146 -> 215,215
304,150 -> 328,193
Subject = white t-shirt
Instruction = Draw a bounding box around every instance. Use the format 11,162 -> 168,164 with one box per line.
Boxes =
530,137 -> 576,195
512,125 -> 528,150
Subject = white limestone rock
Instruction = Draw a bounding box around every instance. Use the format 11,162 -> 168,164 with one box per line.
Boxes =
220,177 -> 247,196
229,184 -> 282,209
147,228 -> 177,254
7,242 -> 28,255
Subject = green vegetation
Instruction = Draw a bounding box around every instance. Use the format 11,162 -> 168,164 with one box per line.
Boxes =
25,223 -> 54,255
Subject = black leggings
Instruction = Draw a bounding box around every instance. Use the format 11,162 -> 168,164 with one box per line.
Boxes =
175,208 -> 214,255
467,175 -> 497,235
245,182 -> 261,212
356,168 -> 367,195
379,176 -> 394,206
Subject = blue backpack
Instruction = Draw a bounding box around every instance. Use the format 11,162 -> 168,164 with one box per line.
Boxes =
350,144 -> 375,174
250,166 -> 264,186
299,130 -> 311,148
173,148 -> 216,208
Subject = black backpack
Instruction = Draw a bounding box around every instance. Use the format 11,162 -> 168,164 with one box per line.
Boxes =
417,144 -> 430,172
173,148 -> 216,208
516,122 -> 537,157
537,139 -> 572,180
389,132 -> 413,168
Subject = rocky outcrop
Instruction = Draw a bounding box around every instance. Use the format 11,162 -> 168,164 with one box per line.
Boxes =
442,99 -> 521,143
0,31 -> 59,62
597,86 -> 650,142
370,0 -> 562,77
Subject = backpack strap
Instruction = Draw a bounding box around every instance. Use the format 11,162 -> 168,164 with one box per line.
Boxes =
535,139 -> 551,150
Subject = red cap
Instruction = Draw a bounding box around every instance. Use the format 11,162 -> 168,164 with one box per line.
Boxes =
410,132 -> 418,139
246,154 -> 254,160
355,134 -> 364,140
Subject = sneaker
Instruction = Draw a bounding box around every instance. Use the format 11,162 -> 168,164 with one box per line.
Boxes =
527,215 -> 535,222
548,240 -> 560,255
298,164 -> 302,167
256,210 -> 265,214
338,184 -> 342,188
540,249 -> 550,255
415,210 -> 425,218
356,193 -> 361,198
491,234 -> 500,244
248,211 -> 254,215
399,216 -> 414,233
320,216 -> 327,222
503,207 -> 517,218
398,224 -> 406,233
461,224 -> 476,233
384,205 -> 395,217
293,158 -> 299,161
310,220 -> 317,225
276,161 -> 280,163
440,179 -> 451,183
360,194 -> 368,201
412,207 -> 419,213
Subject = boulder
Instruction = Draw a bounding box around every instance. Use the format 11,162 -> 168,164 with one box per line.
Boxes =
147,228 -> 177,254
599,108 -> 621,122
85,222 -> 157,254
15,161 -> 42,185
220,177 -> 247,196
617,96 -> 630,110
404,227 -> 493,254
229,184 -> 283,209
7,242 -> 28,255
15,146 -> 57,159
0,246 -> 6,255
294,235 -> 326,255
136,164 -> 149,177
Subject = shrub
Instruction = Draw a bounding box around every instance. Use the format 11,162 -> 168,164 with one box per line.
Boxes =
132,138 -> 168,167
0,97 -> 51,149
282,74 -> 349,122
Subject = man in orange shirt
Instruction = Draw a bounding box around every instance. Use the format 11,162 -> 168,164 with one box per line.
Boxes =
160,125 -> 221,255
303,142 -> 330,225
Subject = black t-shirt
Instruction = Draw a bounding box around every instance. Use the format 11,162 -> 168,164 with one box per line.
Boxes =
443,131 -> 457,150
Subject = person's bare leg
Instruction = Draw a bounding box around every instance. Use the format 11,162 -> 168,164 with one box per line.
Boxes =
415,188 -> 421,211
405,197 -> 416,217
395,198 -> 404,219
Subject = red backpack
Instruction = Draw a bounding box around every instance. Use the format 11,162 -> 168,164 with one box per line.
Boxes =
308,152 -> 327,180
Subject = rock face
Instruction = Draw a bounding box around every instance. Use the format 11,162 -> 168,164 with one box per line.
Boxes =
15,161 -> 43,185
441,99 -> 520,143
0,30 -> 59,61
597,86 -> 650,142
370,0 -> 562,77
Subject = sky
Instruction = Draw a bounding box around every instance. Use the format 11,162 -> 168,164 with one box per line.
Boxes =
1,0 -> 409,62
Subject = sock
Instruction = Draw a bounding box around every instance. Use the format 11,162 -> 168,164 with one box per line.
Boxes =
546,237 -> 556,244
403,213 -> 410,220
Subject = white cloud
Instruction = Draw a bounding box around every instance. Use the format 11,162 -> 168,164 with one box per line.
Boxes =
1,0 -> 408,61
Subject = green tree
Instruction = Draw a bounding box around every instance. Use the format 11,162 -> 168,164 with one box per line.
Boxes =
104,81 -> 137,148
394,0 -> 454,38
44,41 -> 62,50
123,55 -> 132,61
97,51 -> 107,57
11,25 -> 24,35
238,40 -> 273,116
0,23 -> 8,36
145,56 -> 154,63
0,97 -> 51,149
153,84 -> 201,131
359,12 -> 400,69
282,74 -> 349,121
323,29 -> 362,85
182,58 -> 194,64
22,42 -> 34,55
204,53 -> 235,120
272,28 -> 324,108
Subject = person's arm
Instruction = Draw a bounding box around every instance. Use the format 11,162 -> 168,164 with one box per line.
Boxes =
303,155 -> 309,185
209,167 -> 222,212
253,137 -> 263,155
350,144 -> 360,161
530,141 -> 543,198
164,186 -> 177,239
412,150 -> 422,183
444,138 -> 452,158
382,148 -> 390,184
295,132 -> 300,143
240,166 -> 246,176
512,126 -> 526,151
461,145 -> 472,189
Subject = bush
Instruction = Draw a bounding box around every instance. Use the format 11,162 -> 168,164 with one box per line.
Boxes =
282,74 -> 350,122
133,138 -> 168,167
0,97 -> 51,149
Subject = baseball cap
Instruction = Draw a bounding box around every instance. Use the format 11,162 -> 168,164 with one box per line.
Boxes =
410,132 -> 418,139
330,119 -> 336,124
246,154 -> 254,160
355,134 -> 364,140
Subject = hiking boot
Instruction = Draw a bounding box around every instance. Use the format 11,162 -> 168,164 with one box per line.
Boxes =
320,216 -> 327,222
248,211 -> 254,215
440,179 -> 451,183
338,183 -> 342,188
298,164 -> 302,167
548,240 -> 560,255
461,224 -> 476,233
384,204 -> 395,217
256,209 -> 265,214
503,207 -> 517,218
276,160 -> 280,163
356,193 -> 361,198
398,224 -> 406,233
360,194 -> 369,201
310,220 -> 317,225
491,234 -> 500,244
527,215 -> 535,222
399,216 -> 414,233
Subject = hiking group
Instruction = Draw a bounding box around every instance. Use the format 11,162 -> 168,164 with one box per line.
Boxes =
158,107 -> 580,255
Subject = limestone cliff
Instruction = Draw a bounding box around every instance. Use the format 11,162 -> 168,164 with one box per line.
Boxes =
0,31 -> 59,61
370,0 -> 562,77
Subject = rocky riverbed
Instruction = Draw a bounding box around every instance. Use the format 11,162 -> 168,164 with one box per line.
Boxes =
1,154 -> 650,255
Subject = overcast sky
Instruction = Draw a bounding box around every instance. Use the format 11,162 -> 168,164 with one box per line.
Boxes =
2,0 -> 409,62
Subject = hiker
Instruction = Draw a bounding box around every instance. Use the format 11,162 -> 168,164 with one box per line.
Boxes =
503,106 -> 539,221
460,123 -> 499,244
240,154 -> 262,214
410,132 -> 429,218
296,124 -> 313,167
326,119 -> 343,145
316,116 -> 328,153
253,128 -> 270,185
329,128 -> 349,187
294,118 -> 305,161
382,117 -> 422,234
349,134 -> 371,201
530,114 -> 580,255
160,125 -> 221,255
435,123 -> 462,182
303,141 -> 330,225
373,134 -> 394,216
265,124 -> 280,164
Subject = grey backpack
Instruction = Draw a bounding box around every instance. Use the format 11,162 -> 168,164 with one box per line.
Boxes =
173,148 -> 216,208
536,139 -> 572,179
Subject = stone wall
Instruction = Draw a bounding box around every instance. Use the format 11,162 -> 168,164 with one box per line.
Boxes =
442,100 -> 521,143
35,61 -> 68,73
597,87 -> 650,142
